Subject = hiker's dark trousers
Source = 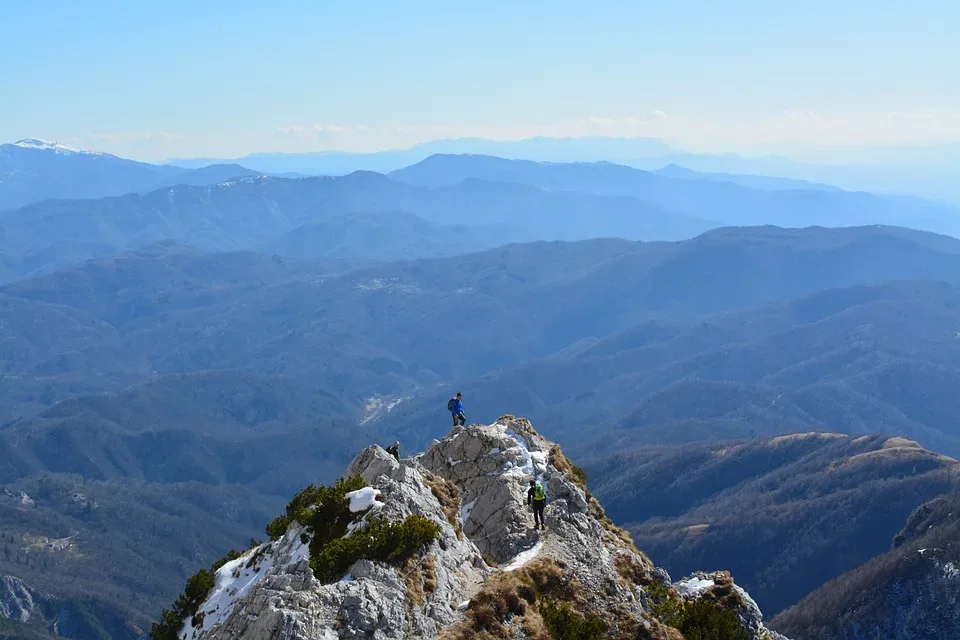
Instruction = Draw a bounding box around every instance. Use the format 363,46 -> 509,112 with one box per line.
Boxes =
532,499 -> 546,528
453,412 -> 466,426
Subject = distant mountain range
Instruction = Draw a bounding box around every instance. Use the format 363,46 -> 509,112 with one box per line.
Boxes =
389,154 -> 960,234
165,135 -> 677,173
3,146 -> 960,284
0,139 -> 260,211
163,135 -> 960,203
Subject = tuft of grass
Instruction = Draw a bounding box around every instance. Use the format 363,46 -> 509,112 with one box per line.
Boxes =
423,471 -> 462,537
549,444 -> 587,489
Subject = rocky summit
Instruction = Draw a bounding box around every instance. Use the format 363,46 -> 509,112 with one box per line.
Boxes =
173,416 -> 787,640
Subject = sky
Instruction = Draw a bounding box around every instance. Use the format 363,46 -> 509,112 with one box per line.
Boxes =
2,0 -> 959,161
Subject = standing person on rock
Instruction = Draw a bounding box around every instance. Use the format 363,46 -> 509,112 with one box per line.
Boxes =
447,392 -> 466,426
386,441 -> 400,461
527,478 -> 547,530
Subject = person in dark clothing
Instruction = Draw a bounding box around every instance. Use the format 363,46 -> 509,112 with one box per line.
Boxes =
386,441 -> 400,461
527,478 -> 547,530
448,392 -> 466,426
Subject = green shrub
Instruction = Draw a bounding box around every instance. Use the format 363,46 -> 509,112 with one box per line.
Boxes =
312,514 -> 441,582
672,599 -> 749,640
647,579 -> 683,621
150,568 -> 216,640
265,474 -> 367,542
539,599 -> 606,640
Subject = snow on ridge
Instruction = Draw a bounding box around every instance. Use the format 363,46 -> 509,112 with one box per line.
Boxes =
11,138 -> 105,156
182,544 -> 275,640
181,524 -> 311,640
497,423 -> 548,483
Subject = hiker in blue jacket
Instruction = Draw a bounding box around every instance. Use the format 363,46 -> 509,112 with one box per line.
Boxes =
447,392 -> 466,426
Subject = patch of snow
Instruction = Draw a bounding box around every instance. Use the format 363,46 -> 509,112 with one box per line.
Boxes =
182,542 -> 277,640
346,487 -> 382,513
675,576 -> 715,598
488,447 -> 501,455
340,573 -> 354,582
503,541 -> 544,571
460,499 -> 476,524
498,426 -> 545,487
447,457 -> 462,466
287,531 -> 311,564
457,600 -> 470,611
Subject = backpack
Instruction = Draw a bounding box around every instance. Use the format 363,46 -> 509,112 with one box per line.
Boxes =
533,482 -> 546,501
447,397 -> 456,412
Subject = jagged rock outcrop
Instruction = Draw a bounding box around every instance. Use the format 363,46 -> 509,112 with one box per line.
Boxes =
0,574 -> 37,622
180,417 -> 787,640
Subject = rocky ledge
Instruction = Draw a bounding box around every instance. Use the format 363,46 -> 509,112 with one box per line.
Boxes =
176,416 -> 788,640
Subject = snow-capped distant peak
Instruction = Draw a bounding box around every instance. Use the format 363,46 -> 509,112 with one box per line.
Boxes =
10,138 -> 104,156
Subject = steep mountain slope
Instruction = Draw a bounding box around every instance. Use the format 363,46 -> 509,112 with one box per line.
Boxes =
162,418 -> 786,640
772,493 -> 960,639
0,170 -> 712,282
389,154 -> 960,235
582,434 -> 960,616
0,473 -> 281,640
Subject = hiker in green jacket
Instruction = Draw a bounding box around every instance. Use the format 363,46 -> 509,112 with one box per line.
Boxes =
527,478 -> 547,530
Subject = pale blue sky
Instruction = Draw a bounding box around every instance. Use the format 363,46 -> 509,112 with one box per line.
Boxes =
2,0 -> 958,160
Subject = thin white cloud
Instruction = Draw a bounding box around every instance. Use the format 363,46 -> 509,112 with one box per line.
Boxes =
69,109 -> 960,162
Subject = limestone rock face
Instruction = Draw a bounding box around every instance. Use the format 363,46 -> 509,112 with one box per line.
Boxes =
183,417 -> 789,640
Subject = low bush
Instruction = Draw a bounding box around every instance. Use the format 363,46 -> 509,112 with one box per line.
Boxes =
646,577 -> 748,640
539,599 -> 606,640
265,474 -> 367,543
312,514 -> 441,582
670,600 -> 749,640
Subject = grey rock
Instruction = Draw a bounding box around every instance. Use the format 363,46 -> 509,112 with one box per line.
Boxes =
187,418 -> 788,640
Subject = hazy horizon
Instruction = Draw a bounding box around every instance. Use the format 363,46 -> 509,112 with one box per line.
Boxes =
4,1 -> 959,163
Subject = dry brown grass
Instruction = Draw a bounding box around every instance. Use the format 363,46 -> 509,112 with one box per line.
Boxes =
423,555 -> 438,595
441,558 -> 584,640
441,556 -> 674,640
614,552 -> 652,588
497,415 -> 540,436
423,471 -> 463,538
403,557 -> 426,607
